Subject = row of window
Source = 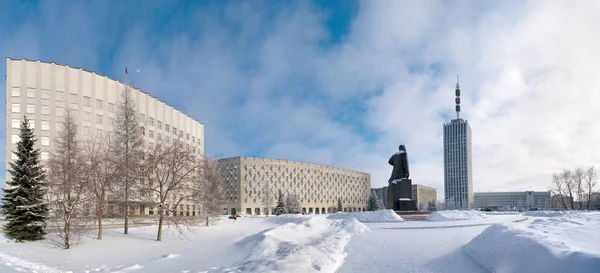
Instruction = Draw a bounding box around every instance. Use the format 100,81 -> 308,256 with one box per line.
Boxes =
11,87 -> 115,111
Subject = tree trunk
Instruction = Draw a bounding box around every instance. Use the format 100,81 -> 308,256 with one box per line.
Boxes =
97,217 -> 103,240
206,216 -> 209,227
64,217 -> 71,249
157,211 -> 164,241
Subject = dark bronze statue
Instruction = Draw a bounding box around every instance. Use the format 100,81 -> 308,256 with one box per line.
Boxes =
386,144 -> 416,211
388,144 -> 410,184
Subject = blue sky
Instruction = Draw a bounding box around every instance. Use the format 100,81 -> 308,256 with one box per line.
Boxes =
2,0 -> 600,199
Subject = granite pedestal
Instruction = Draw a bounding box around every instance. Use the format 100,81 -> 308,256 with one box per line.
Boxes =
386,178 -> 417,211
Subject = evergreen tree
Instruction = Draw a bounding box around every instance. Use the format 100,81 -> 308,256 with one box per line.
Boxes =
273,189 -> 285,215
337,198 -> 343,212
367,190 -> 381,211
285,193 -> 301,214
1,116 -> 49,242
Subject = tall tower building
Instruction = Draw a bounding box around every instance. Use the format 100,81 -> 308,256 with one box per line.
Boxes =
443,76 -> 473,209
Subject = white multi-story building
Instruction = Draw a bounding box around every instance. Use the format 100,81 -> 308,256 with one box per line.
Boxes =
5,58 -> 205,215
412,184 -> 437,210
218,156 -> 371,215
474,191 -> 551,210
443,79 -> 473,209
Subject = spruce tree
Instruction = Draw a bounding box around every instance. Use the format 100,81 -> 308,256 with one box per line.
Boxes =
367,190 -> 381,211
337,198 -> 343,212
1,116 -> 49,242
273,189 -> 285,216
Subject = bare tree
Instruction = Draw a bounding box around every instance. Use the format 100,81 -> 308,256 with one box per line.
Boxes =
194,155 -> 227,226
140,141 -> 198,241
573,168 -> 586,210
261,180 -> 274,216
584,166 -> 598,210
84,135 -> 120,240
45,111 -> 90,249
112,86 -> 144,234
551,173 -> 569,210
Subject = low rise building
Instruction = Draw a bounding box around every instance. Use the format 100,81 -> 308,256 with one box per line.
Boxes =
474,191 -> 551,210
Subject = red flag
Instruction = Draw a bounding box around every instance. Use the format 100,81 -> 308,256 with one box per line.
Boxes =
125,67 -> 128,74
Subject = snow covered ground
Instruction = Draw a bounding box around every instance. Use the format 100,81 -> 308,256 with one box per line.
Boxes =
426,210 -> 488,221
0,211 -> 598,273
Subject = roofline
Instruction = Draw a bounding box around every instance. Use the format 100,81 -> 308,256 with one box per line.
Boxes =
6,57 -> 204,126
218,155 -> 371,176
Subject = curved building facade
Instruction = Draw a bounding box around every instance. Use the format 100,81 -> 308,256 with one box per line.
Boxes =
218,156 -> 371,215
5,58 -> 205,215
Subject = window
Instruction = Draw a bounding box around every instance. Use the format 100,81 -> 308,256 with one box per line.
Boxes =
158,121 -> 163,129
11,135 -> 20,144
198,139 -> 201,145
26,104 -> 35,114
192,136 -> 195,143
56,107 -> 64,116
109,118 -> 115,126
27,88 -> 36,98
41,137 -> 50,146
173,127 -> 177,135
11,119 -> 20,129
96,128 -> 103,136
149,130 -> 154,138
96,99 -> 103,109
12,103 -> 20,113
84,126 -> 91,136
166,137 -> 170,144
83,96 -> 91,106
41,152 -> 49,160
179,130 -> 183,137
96,114 -> 103,124
42,105 -> 50,115
149,117 -> 154,126
11,87 -> 20,97
28,120 -> 35,129
108,103 -> 115,113
11,151 -> 18,160
158,133 -> 162,141
42,121 -> 50,131
69,93 -> 77,103
186,133 -> 189,140
56,91 -> 64,101
83,111 -> 91,121
165,124 -> 170,132
41,89 -> 51,99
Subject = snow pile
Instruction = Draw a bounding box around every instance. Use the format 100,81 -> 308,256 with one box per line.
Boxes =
223,217 -> 369,273
219,214 -> 310,226
523,210 -> 579,217
464,214 -> 600,273
326,210 -> 404,222
426,210 -> 488,221
484,211 -> 521,215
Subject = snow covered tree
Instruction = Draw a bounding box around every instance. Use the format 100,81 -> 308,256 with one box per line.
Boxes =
285,193 -> 301,214
111,86 -> 145,234
273,189 -> 285,216
46,111 -> 91,249
366,190 -> 380,211
1,116 -> 49,242
337,198 -> 343,212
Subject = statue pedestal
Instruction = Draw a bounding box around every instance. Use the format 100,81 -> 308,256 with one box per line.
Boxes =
386,178 -> 417,211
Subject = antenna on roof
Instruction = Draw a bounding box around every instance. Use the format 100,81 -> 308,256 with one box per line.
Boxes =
455,74 -> 461,120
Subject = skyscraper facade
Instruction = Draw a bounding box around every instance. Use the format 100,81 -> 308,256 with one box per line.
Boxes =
443,77 -> 473,209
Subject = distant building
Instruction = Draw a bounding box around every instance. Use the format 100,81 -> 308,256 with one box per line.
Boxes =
474,191 -> 551,210
443,78 -> 473,209
218,156 -> 371,216
412,184 -> 437,210
551,194 -> 574,210
373,184 -> 437,210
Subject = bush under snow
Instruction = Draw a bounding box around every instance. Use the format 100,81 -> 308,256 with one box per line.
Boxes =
224,217 -> 369,273
426,210 -> 487,221
326,210 -> 404,222
464,214 -> 600,273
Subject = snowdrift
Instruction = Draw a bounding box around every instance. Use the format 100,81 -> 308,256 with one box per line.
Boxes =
426,210 -> 487,221
464,214 -> 600,273
484,211 -> 521,215
225,217 -> 369,273
326,210 -> 404,222
219,214 -> 311,225
523,210 -> 579,217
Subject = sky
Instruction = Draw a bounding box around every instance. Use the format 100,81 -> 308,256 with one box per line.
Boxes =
2,0 -> 600,200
